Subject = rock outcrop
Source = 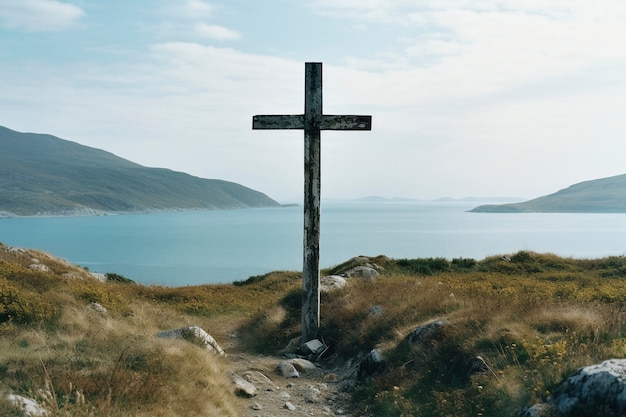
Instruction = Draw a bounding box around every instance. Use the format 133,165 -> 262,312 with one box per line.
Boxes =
343,265 -> 379,281
157,325 -> 225,355
519,358 -> 626,417
6,393 -> 48,417
549,359 -> 626,416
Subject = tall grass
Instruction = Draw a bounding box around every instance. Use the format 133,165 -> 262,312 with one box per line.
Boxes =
0,244 -> 272,416
4,243 -> 626,416
243,251 -> 626,416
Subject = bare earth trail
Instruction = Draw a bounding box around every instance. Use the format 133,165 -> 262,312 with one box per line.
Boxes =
223,332 -> 360,417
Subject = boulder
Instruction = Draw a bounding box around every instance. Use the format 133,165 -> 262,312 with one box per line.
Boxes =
6,393 -> 47,417
400,319 -> 487,384
320,275 -> 347,292
358,348 -> 387,379
403,319 -> 449,347
344,266 -> 379,281
548,358 -> 626,417
157,325 -> 225,355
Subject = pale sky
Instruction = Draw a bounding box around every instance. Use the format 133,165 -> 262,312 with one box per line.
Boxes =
1,0 -> 625,203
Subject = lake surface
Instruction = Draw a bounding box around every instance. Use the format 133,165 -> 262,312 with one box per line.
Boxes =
1,201 -> 625,286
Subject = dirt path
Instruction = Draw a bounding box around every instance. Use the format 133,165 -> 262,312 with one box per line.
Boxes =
224,336 -> 361,417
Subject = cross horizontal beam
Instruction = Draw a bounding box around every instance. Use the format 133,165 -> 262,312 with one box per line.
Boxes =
252,115 -> 371,130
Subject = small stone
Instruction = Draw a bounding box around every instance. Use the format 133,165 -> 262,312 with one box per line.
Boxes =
305,386 -> 321,403
87,302 -> 107,313
28,263 -> 50,272
358,348 -> 387,378
369,305 -> 384,317
278,391 -> 291,399
251,402 -> 262,410
289,358 -> 317,373
229,371 -> 257,398
284,401 -> 296,411
277,361 -> 300,378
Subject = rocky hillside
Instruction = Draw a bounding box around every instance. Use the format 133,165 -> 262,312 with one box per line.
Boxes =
0,126 -> 279,216
470,173 -> 626,212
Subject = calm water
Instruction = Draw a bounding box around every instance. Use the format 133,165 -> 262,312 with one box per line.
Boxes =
1,201 -> 625,286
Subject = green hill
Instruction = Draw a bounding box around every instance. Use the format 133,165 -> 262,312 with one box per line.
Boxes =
470,173 -> 626,213
0,126 -> 279,216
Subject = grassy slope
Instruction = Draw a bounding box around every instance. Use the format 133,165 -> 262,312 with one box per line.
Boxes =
0,126 -> 279,215
3,245 -> 626,416
471,173 -> 626,212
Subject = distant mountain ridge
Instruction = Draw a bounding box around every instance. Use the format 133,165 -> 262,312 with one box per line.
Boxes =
470,174 -> 626,213
0,126 -> 279,216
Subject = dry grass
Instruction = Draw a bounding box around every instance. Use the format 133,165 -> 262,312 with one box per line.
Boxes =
242,252 -> 626,416
4,243 -> 626,416
0,244 -> 303,417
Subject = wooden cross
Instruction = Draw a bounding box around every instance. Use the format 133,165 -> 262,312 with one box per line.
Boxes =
253,62 -> 372,342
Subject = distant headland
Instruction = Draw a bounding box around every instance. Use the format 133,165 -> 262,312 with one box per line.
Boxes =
470,173 -> 626,213
0,126 -> 280,217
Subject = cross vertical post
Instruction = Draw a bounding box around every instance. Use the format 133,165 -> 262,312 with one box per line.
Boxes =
253,62 -> 371,342
303,63 -> 322,342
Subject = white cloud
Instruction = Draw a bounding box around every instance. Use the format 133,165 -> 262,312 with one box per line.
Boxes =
195,23 -> 240,41
180,0 -> 214,18
4,1 -> 626,200
0,0 -> 84,32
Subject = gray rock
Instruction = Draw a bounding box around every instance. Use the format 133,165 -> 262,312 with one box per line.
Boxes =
358,348 -> 387,379
157,325 -> 225,355
320,275 -> 347,292
289,358 -> 317,373
344,265 -> 379,281
89,272 -> 107,282
369,305 -> 384,317
28,263 -> 50,272
304,386 -> 321,403
350,256 -> 371,264
228,371 -> 257,398
277,361 -> 300,378
403,319 -> 449,346
6,394 -> 48,417
517,403 -> 559,417
284,401 -> 296,411
549,358 -> 626,416
87,302 -> 107,314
